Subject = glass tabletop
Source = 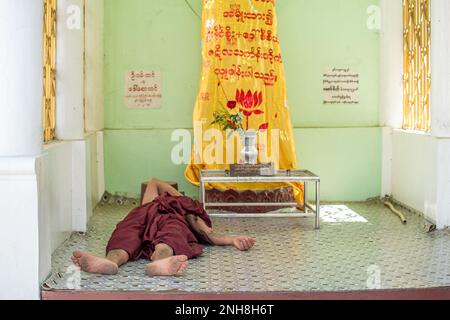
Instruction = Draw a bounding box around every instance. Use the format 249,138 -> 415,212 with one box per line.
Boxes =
200,169 -> 319,180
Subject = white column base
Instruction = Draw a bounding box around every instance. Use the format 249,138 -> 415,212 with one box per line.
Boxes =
0,157 -> 42,300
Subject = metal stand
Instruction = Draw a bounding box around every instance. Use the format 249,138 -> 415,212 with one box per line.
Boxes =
199,170 -> 321,229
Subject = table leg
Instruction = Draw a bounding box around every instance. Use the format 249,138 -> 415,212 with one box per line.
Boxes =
200,180 -> 206,211
303,182 -> 308,213
315,180 -> 320,229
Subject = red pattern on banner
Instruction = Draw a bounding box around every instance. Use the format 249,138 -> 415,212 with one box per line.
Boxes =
206,25 -> 279,44
223,5 -> 273,26
208,44 -> 282,64
214,65 -> 278,86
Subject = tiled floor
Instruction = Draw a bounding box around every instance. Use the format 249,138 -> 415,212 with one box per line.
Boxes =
43,200 -> 450,293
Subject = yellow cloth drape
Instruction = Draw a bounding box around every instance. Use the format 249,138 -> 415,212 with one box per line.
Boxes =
185,0 -> 303,202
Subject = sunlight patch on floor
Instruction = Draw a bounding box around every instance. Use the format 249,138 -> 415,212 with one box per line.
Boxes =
320,205 -> 368,223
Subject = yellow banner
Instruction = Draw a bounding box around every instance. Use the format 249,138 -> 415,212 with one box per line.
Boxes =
185,0 -> 303,202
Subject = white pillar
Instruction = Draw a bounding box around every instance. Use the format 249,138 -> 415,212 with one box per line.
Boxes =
379,0 -> 403,197
0,0 -> 44,300
379,0 -> 403,128
0,0 -> 44,156
0,158 -> 41,300
85,0 -> 105,132
431,0 -> 450,229
56,0 -> 85,140
430,0 -> 450,138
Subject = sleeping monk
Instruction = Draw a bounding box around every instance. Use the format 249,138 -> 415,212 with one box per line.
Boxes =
71,178 -> 256,276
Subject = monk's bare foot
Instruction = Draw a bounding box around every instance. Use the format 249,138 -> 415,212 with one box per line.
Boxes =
151,243 -> 174,261
145,255 -> 189,276
71,250 -> 119,275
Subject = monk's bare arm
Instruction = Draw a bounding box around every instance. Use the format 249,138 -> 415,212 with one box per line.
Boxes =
208,233 -> 256,251
195,217 -> 255,251
142,179 -> 159,205
209,235 -> 234,246
142,179 -> 182,205
153,179 -> 182,197
209,234 -> 256,251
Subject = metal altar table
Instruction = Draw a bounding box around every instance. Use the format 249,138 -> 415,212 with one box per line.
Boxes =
199,169 -> 321,229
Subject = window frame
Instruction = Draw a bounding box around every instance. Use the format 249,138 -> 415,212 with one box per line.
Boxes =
402,0 -> 431,133
43,0 -> 57,143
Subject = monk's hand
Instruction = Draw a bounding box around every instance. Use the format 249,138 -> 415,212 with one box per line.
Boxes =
232,236 -> 256,251
197,217 -> 213,234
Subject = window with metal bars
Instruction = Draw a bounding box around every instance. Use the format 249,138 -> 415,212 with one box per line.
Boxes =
43,0 -> 57,142
402,0 -> 431,132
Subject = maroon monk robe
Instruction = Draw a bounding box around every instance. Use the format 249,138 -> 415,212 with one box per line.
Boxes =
106,193 -> 213,260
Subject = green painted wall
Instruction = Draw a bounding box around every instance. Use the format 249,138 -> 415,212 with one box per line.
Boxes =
278,0 -> 380,127
104,0 -> 381,201
104,0 -> 201,129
